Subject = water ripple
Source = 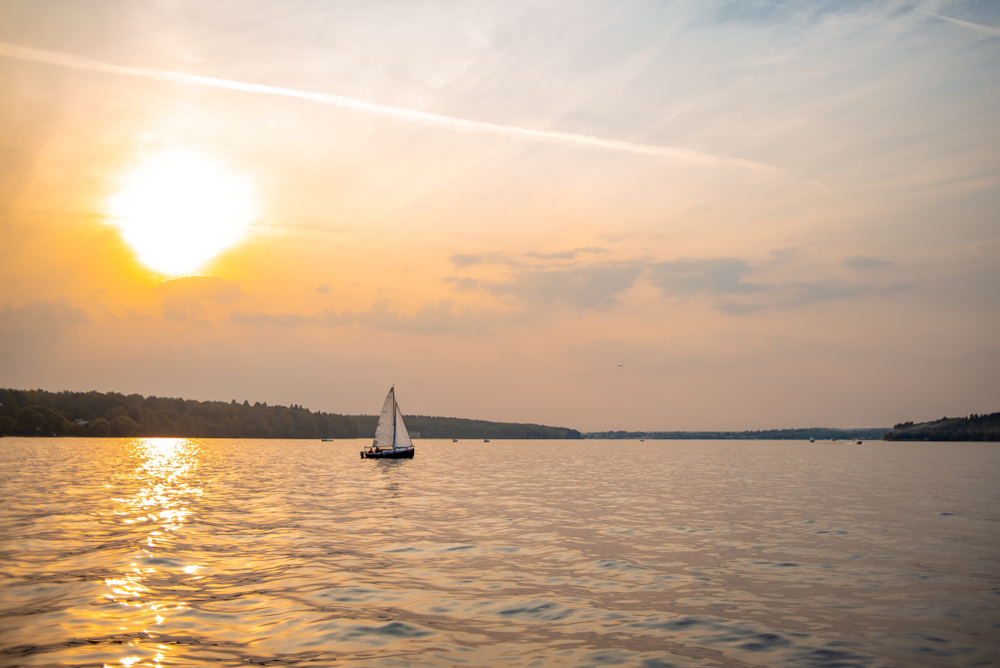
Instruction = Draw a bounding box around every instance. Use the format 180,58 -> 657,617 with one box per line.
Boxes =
1,437 -> 998,667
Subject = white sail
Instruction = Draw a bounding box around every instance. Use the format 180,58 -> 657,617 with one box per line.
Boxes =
373,387 -> 396,447
394,401 -> 412,449
363,386 -> 415,458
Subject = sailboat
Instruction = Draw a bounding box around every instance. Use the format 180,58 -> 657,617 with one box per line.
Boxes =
361,386 -> 415,459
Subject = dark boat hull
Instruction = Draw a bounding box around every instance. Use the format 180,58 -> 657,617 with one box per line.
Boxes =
361,447 -> 414,459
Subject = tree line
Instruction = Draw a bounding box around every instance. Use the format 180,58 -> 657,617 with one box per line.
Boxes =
356,414 -> 581,440
583,427 -> 889,440
0,388 -> 581,440
882,413 -> 1000,441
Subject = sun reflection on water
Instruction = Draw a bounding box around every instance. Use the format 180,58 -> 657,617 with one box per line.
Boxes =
102,438 -> 203,667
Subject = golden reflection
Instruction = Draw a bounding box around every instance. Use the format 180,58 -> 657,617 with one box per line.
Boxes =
101,438 -> 204,667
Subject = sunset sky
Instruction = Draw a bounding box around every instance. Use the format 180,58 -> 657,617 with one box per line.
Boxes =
1,0 -> 997,431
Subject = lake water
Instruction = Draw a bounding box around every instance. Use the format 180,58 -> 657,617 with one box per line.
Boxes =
0,438 -> 997,668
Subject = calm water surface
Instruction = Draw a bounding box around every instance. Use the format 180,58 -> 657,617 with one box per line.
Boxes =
0,438 -> 997,667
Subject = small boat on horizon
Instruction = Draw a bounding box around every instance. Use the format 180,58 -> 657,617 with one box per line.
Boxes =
361,386 -> 415,459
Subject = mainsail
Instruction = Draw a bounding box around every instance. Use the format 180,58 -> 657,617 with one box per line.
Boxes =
373,387 -> 396,447
372,386 -> 412,449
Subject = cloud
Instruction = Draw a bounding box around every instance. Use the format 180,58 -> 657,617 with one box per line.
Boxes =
647,258 -> 767,297
0,41 -> 782,171
714,280 -> 871,315
231,308 -> 354,328
484,261 -> 644,309
152,276 -> 242,321
230,299 -> 503,334
449,254 -> 483,268
316,309 -> 354,327
231,311 -> 313,328
644,257 -> 894,314
357,298 -> 499,335
316,284 -> 330,294
843,255 -> 892,271
766,247 -> 798,265
0,298 -> 90,327
782,281 -> 870,306
713,299 -> 765,315
525,247 -> 609,261
443,276 -> 480,291
928,13 -> 1000,37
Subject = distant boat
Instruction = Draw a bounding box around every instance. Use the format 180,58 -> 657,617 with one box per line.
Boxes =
321,437 -> 334,442
360,386 -> 415,459
856,439 -> 863,444
452,438 -> 458,442
809,438 -> 815,442
484,438 -> 490,443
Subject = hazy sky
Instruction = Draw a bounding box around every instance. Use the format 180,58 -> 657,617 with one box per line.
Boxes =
1,0 -> 997,431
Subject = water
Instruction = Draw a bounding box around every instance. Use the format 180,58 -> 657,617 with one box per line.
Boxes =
1,438 -> 998,668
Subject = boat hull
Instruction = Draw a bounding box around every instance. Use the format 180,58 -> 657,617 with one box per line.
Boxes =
361,447 -> 414,459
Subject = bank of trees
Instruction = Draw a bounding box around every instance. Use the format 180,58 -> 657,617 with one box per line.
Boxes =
356,414 -> 581,440
882,413 -> 1000,441
584,427 -> 889,440
0,388 -> 359,439
0,388 -> 582,440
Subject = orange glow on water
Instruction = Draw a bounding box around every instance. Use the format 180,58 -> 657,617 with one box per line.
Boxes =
101,438 -> 203,667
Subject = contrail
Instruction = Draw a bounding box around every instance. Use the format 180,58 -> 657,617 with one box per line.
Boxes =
929,13 -> 1000,36
0,41 -> 780,173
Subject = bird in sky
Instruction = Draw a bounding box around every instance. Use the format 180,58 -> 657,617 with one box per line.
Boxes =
618,364 -> 624,367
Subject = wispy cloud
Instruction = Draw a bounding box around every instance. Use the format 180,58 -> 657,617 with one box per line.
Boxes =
525,247 -> 609,261
713,280 -> 874,315
843,255 -> 892,272
449,253 -> 483,268
153,276 -> 242,322
231,311 -> 313,328
443,276 -> 480,291
232,299 -> 503,335
484,261 -> 644,310
928,13 -> 1000,37
0,298 -> 90,327
647,258 -> 767,297
357,298 -> 500,335
231,308 -> 353,328
0,41 -> 781,171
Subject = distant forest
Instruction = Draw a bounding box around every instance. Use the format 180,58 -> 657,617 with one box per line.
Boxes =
583,427 -> 888,440
882,413 -> 1000,441
0,388 -> 581,440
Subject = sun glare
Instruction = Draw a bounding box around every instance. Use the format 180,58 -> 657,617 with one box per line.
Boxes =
108,152 -> 256,275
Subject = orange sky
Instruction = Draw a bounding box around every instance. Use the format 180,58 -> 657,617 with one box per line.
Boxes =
1,1 -> 998,431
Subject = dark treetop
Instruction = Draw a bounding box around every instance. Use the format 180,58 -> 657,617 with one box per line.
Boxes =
882,413 -> 1000,441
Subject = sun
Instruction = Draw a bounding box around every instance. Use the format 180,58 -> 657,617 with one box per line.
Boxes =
108,152 -> 256,275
